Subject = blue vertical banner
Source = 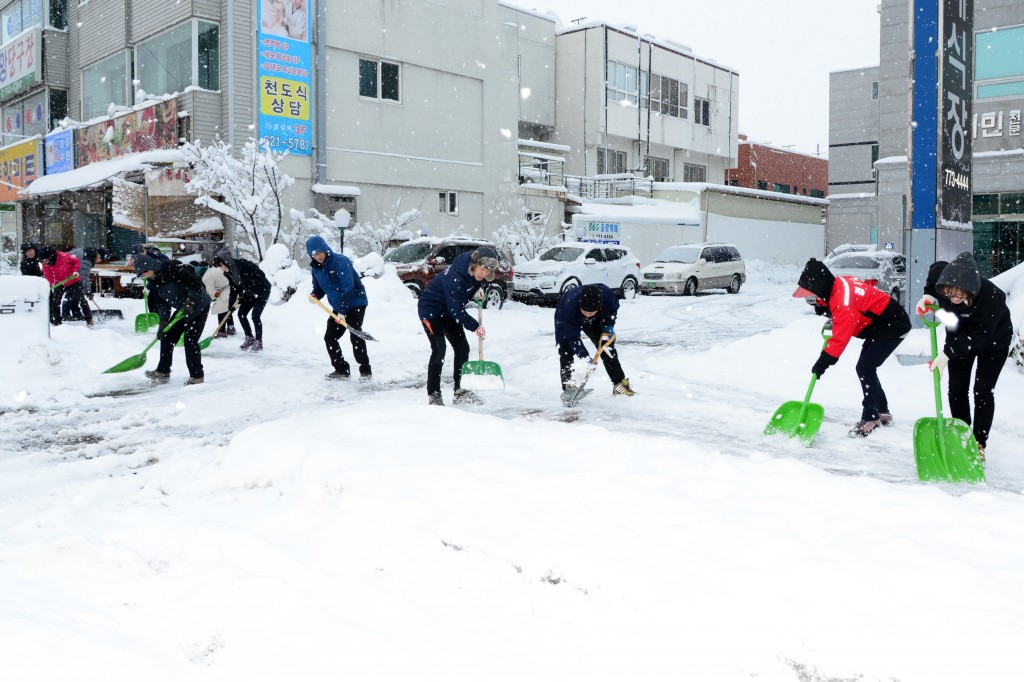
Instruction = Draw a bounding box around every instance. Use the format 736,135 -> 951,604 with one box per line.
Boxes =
44,128 -> 74,174
911,1 -> 939,230
939,0 -> 973,228
257,0 -> 313,156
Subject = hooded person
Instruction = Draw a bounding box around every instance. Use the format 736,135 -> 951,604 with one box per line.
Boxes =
306,236 -> 371,380
19,242 -> 43,278
793,257 -> 911,437
134,254 -> 212,386
554,283 -> 634,400
214,253 -> 271,352
40,245 -> 94,327
202,258 -> 233,338
916,251 -> 1012,461
62,248 -> 96,321
416,248 -> 497,405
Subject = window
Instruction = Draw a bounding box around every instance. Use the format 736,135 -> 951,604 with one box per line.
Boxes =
136,20 -> 219,96
597,148 -> 627,175
1002,193 -> 1024,214
973,194 -> 999,215
50,0 -> 68,30
694,97 -> 711,126
773,183 -> 791,194
585,248 -> 605,262
648,74 -> 688,119
438,191 -> 458,215
82,51 -> 132,119
871,81 -> 879,100
809,189 -> 825,199
525,211 -> 544,223
359,58 -> 401,102
644,156 -> 670,181
606,60 -> 638,106
976,26 -> 1024,100
683,163 -> 706,183
757,180 -> 768,191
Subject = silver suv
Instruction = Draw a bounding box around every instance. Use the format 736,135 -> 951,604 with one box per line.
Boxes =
640,243 -> 746,295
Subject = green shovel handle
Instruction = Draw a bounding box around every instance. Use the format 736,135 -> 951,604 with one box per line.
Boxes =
796,323 -> 832,422
919,304 -> 946,421
149,310 -> 185,350
49,273 -> 79,291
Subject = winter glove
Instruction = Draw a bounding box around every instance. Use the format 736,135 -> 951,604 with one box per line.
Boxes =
929,352 -> 949,376
182,300 -> 196,318
156,321 -> 170,340
309,293 -> 320,303
475,326 -> 486,339
811,352 -> 837,379
602,325 -> 615,337
87,293 -> 94,301
916,294 -> 938,316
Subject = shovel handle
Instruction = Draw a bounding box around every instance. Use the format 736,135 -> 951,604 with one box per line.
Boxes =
313,296 -> 349,328
477,303 -> 484,361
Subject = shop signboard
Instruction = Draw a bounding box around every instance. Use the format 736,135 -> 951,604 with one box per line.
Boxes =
256,0 -> 313,156
583,220 -> 621,245
939,0 -> 973,229
44,128 -> 74,175
0,26 -> 42,100
74,99 -> 178,165
0,137 -> 41,203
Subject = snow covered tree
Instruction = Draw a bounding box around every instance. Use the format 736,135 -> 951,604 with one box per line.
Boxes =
489,196 -> 562,262
180,137 -> 295,261
345,193 -> 425,256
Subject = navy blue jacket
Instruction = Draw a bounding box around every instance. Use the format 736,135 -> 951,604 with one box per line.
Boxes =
149,260 -> 212,323
417,250 -> 482,331
307,236 -> 368,314
555,284 -> 619,357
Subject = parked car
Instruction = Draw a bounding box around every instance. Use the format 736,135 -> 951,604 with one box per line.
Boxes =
825,243 -> 877,265
511,243 -> 641,305
640,243 -> 746,295
382,237 -> 512,308
805,251 -> 907,314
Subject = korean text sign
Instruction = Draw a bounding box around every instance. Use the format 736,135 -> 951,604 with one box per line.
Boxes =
0,26 -> 42,100
0,137 -> 41,203
257,0 -> 313,156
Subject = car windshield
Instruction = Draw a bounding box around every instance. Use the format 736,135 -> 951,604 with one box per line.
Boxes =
830,255 -> 881,270
539,246 -> 584,262
655,246 -> 702,264
383,242 -> 434,264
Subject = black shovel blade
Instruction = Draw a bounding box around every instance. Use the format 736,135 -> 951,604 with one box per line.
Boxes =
349,327 -> 378,342
94,310 -> 124,320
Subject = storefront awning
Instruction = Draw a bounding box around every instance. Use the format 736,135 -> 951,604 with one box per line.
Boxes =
19,149 -> 185,198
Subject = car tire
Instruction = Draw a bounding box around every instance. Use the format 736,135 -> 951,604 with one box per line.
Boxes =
619,276 -> 638,300
727,274 -> 742,294
560,278 -> 581,295
683,277 -> 698,296
482,283 -> 504,309
405,281 -> 424,298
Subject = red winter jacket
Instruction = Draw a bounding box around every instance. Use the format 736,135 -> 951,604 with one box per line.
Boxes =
823,276 -> 896,359
42,251 -> 82,288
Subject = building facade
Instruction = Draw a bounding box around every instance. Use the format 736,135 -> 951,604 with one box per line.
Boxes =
552,23 -> 739,187
829,0 -> 1024,277
725,134 -> 827,199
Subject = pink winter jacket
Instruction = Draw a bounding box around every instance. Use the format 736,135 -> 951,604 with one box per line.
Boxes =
42,251 -> 82,288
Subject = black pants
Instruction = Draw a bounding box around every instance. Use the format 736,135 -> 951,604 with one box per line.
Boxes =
947,350 -> 1008,448
238,294 -> 268,341
61,283 -> 92,321
855,336 -> 904,421
50,282 -> 92,325
421,315 -> 470,395
325,305 -> 370,375
156,308 -> 210,379
558,325 -> 625,388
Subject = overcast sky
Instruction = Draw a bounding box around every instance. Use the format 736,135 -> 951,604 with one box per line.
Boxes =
526,0 -> 882,158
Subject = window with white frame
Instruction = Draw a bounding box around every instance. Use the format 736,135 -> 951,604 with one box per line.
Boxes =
606,60 -> 638,106
597,148 -> 627,175
976,25 -> 1024,100
359,58 -> 401,102
694,97 -> 711,126
0,0 -> 57,44
648,74 -> 688,119
82,51 -> 132,120
438,191 -> 458,215
136,20 -> 219,96
644,156 -> 671,181
683,163 -> 706,182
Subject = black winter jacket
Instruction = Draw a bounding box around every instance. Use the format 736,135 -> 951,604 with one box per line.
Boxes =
230,258 -> 272,299
924,259 -> 1012,359
150,260 -> 212,322
20,256 -> 43,278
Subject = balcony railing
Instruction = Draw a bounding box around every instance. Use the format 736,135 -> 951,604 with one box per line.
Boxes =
564,174 -> 653,199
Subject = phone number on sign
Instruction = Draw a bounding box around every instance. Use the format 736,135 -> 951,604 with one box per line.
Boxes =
262,136 -> 311,152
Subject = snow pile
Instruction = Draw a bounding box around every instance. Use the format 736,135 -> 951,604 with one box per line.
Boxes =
260,243 -> 304,305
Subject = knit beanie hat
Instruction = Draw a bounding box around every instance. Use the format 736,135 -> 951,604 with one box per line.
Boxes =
578,284 -> 602,312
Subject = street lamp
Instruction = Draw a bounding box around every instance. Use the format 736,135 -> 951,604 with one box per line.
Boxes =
334,208 -> 351,250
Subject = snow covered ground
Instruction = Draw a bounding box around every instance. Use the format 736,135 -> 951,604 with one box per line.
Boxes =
2,262 -> 1024,681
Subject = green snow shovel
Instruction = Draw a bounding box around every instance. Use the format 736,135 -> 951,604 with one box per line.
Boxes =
460,302 -> 504,390
912,306 -> 985,483
198,302 -> 240,351
135,289 -> 160,334
103,311 -> 184,374
764,323 -> 831,446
